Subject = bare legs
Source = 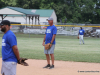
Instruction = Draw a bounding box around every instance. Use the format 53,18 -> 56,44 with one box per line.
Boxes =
45,54 -> 54,65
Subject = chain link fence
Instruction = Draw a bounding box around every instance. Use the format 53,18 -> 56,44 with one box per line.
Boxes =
0,22 -> 100,38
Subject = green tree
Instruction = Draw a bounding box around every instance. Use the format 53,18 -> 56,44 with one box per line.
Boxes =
0,0 -> 100,24
1,0 -> 16,6
93,0 -> 100,23
0,0 -> 6,8
16,0 -> 41,9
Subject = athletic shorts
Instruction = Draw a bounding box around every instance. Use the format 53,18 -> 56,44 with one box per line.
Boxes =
79,35 -> 83,40
1,61 -> 17,75
44,44 -> 55,54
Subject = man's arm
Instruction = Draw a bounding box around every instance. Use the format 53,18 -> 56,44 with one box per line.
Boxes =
78,30 -> 80,36
12,45 -> 20,61
43,34 -> 46,42
83,30 -> 85,36
42,34 -> 46,46
50,34 -> 56,44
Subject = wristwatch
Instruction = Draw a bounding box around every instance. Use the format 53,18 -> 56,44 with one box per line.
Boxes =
50,42 -> 53,44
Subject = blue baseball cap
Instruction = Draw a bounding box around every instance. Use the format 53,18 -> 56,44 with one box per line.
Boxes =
0,20 -> 10,26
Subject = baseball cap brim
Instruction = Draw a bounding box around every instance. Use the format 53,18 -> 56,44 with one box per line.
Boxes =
0,23 -> 4,26
0,20 -> 10,26
47,17 -> 53,21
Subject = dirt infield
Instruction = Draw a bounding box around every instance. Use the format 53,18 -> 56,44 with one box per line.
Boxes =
0,58 -> 100,75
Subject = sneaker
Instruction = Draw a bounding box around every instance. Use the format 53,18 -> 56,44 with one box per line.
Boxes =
43,64 -> 50,68
49,65 -> 54,69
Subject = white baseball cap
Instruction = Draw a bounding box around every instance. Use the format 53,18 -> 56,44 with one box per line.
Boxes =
47,17 -> 53,21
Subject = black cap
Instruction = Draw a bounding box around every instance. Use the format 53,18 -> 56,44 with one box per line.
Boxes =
0,20 -> 10,26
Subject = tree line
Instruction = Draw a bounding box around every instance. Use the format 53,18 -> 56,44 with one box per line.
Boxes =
0,0 -> 100,24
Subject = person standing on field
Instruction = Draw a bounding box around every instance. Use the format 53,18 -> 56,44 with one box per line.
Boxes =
78,27 -> 85,44
0,20 -> 20,75
42,17 -> 57,69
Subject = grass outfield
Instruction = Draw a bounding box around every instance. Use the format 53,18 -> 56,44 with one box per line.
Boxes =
0,34 -> 100,63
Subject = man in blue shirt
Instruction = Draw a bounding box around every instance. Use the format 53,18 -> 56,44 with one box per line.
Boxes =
42,17 -> 57,69
78,27 -> 85,44
0,20 -> 20,75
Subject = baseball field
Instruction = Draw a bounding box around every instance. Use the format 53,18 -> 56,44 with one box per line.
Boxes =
0,34 -> 100,75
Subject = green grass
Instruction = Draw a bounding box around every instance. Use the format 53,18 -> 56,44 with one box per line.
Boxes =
0,34 -> 100,63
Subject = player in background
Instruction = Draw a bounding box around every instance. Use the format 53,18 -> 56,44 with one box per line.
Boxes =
0,20 -> 20,75
78,27 -> 85,44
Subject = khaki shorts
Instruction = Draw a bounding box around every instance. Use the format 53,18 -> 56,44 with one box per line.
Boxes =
1,61 -> 17,75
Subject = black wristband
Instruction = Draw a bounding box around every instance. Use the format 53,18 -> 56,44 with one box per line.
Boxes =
50,42 -> 52,44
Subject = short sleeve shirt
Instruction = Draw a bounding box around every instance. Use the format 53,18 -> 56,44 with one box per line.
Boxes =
2,30 -> 17,62
79,29 -> 85,35
45,25 -> 57,44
